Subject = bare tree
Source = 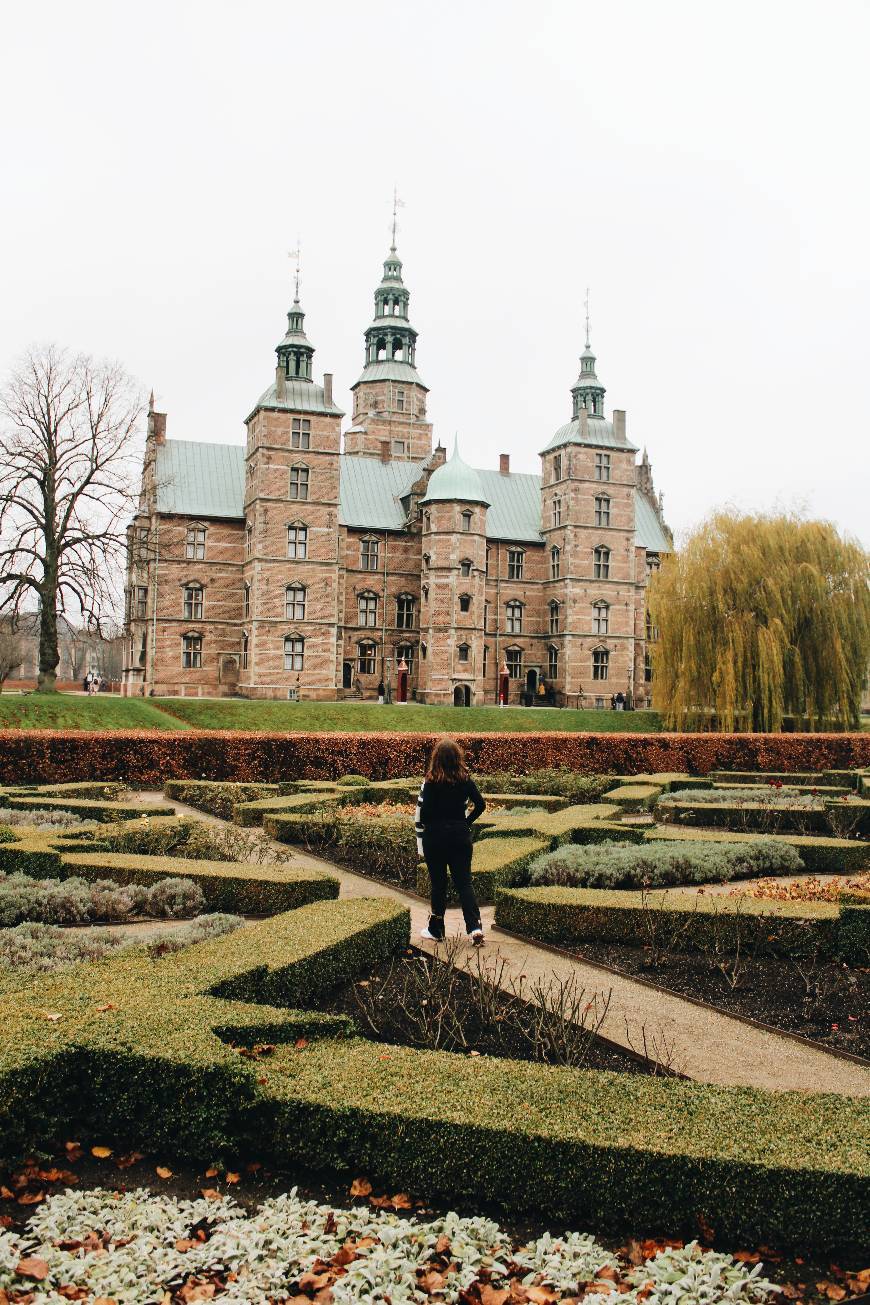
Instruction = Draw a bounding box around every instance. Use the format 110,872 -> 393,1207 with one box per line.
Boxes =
0,616 -> 24,692
0,345 -> 144,691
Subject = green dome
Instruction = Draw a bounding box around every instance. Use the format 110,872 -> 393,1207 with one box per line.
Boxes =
420,440 -> 490,506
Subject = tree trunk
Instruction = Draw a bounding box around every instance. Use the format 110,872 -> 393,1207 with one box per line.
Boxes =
37,579 -> 60,693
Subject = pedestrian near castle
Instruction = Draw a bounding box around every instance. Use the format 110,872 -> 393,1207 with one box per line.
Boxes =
414,738 -> 486,945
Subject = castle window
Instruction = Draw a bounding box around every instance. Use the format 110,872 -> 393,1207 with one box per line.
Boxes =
506,600 -> 523,634
593,546 -> 610,580
136,527 -> 150,558
484,601 -> 490,632
245,524 -> 253,558
285,585 -> 306,621
507,549 -> 524,580
358,592 -> 378,627
182,634 -> 202,669
485,547 -> 490,576
553,454 -> 562,483
483,644 -> 489,679
460,559 -> 472,577
183,584 -> 203,621
421,641 -> 427,660
461,510 -> 473,532
549,601 -> 560,635
396,389 -> 406,412
241,632 -> 249,671
645,651 -> 653,683
135,586 -> 148,619
646,610 -> 660,641
548,645 -> 559,679
243,584 -> 250,620
397,643 -> 415,674
595,452 -> 611,482
289,465 -> 309,501
550,546 -> 560,580
283,635 -> 304,671
287,524 -> 308,559
396,594 -> 415,629
459,593 -> 472,613
552,496 -> 562,527
457,643 -> 470,663
392,439 -> 406,456
594,495 -> 611,527
291,418 -> 310,450
423,553 -> 430,570
361,537 -> 380,571
357,641 -> 377,675
592,601 -> 609,634
185,526 -> 205,561
592,648 -> 609,680
506,647 -> 523,678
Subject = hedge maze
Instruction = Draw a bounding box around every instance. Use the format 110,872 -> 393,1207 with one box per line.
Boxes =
0,769 -> 868,1250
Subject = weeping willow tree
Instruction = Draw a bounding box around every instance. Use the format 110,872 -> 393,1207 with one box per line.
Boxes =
647,511 -> 870,732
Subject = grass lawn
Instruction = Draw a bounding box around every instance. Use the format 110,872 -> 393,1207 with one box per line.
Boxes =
0,693 -> 662,733
155,698 -> 664,733
0,693 -> 191,731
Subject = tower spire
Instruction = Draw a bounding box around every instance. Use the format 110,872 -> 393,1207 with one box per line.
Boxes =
289,240 -> 302,304
584,286 -> 591,349
391,187 -> 403,252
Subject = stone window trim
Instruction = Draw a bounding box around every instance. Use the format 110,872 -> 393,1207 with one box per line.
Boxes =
457,643 -> 470,663
360,536 -> 381,572
593,544 -> 611,580
505,645 -> 523,678
357,591 -> 379,628
285,583 -> 307,621
507,548 -> 525,580
461,510 -> 473,532
243,584 -> 251,620
592,600 -> 610,635
181,631 -> 203,669
592,645 -> 610,681
552,453 -> 562,483
395,594 -> 416,629
548,644 -> 559,679
459,593 -> 472,613
505,599 -> 524,634
182,583 -> 204,621
286,523 -> 308,560
283,633 -> 305,671
550,545 -> 561,580
594,494 -> 611,528
548,600 -> 560,635
594,452 -> 612,483
551,496 -> 562,527
289,463 -> 310,501
184,524 -> 207,561
459,559 -> 473,577
240,630 -> 249,671
357,640 -> 378,675
291,417 -> 311,450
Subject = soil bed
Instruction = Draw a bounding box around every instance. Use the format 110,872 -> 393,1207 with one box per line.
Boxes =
310,945 -> 657,1075
562,941 -> 869,1059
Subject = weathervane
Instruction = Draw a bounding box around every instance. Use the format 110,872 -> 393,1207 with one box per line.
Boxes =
584,286 -> 591,349
391,187 -> 404,250
288,240 -> 302,303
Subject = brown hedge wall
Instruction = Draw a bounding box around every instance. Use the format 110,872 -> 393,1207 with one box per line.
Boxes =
0,729 -> 867,785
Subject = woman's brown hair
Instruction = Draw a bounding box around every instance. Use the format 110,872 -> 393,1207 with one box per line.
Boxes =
426,737 -> 469,784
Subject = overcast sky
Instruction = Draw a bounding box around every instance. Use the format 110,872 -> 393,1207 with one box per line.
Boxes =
3,0 -> 868,546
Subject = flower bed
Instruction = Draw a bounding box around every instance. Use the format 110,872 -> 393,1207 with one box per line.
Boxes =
0,730 -> 867,785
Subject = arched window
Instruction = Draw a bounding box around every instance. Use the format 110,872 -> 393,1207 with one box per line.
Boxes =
592,601 -> 609,634
592,647 -> 609,680
358,592 -> 378,627
357,641 -> 377,674
396,594 -> 415,629
594,495 -> 610,527
285,585 -> 306,621
548,645 -> 559,679
593,546 -> 610,580
549,601 -> 560,635
550,546 -> 560,580
287,524 -> 307,559
284,635 -> 304,671
506,600 -> 523,634
289,465 -> 309,501
243,584 -> 250,620
183,584 -> 203,620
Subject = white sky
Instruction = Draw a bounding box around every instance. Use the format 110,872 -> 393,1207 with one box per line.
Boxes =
3,0 -> 868,546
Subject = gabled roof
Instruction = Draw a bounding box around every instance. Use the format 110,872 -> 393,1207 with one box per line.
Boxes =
152,438 -> 669,552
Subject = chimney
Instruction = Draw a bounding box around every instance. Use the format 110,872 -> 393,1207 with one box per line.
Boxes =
275,364 -> 287,402
613,409 -> 626,443
499,453 -> 510,475
323,373 -> 333,406
147,404 -> 167,446
380,439 -> 391,463
433,442 -> 447,467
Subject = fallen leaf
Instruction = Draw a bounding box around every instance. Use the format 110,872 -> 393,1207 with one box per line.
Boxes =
298,1271 -> 332,1292
369,1194 -> 392,1209
175,1239 -> 200,1253
349,1177 -> 372,1197
391,1192 -> 413,1210
225,1172 -> 240,1185
0,1186 -> 13,1200
16,1257 -> 50,1280
333,1243 -> 358,1267
479,1286 -> 510,1305
200,1189 -> 221,1201
91,1146 -> 112,1159
734,1251 -> 761,1263
596,1267 -> 618,1281
115,1152 -> 143,1170
435,1234 -> 451,1255
17,1190 -> 45,1205
95,1004 -> 118,1013
155,1166 -> 173,1179
93,1298 -> 120,1305
204,1167 -> 218,1178
295,1038 -> 308,1049
526,1287 -> 558,1304
38,1011 -> 63,1022
816,1284 -> 846,1301
419,1269 -> 446,1294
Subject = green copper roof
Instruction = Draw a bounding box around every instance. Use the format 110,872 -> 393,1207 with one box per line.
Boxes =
541,414 -> 638,454
153,439 -> 669,552
246,378 -> 344,421
420,441 -> 490,506
352,360 -> 428,390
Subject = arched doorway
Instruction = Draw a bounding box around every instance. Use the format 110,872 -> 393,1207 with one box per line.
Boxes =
342,661 -> 353,690
525,668 -> 538,697
453,684 -> 471,707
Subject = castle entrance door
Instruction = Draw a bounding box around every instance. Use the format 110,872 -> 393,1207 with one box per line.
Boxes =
525,668 -> 538,697
453,684 -> 471,707
342,661 -> 353,690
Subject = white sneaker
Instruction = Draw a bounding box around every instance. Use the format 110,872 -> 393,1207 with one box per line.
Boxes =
468,928 -> 485,946
420,927 -> 444,942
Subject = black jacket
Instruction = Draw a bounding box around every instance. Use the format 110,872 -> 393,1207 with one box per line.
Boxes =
414,778 -> 486,849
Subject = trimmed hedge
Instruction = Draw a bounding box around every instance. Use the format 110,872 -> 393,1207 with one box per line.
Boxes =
164,780 -> 284,819
644,825 -> 870,873
659,797 -> 870,838
709,770 -> 861,789
837,904 -> 870,965
416,834 -> 549,904
0,794 -> 176,823
0,729 -> 867,784
264,808 -> 418,889
524,838 -> 804,891
60,852 -> 339,915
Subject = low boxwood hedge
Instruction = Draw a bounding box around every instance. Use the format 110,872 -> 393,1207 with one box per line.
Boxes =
643,825 -> 870,873
1,795 -> 176,823
709,770 -> 860,789
416,834 -> 549,904
657,799 -> 863,837
475,803 -> 629,845
164,780 -> 284,819
494,885 -> 850,959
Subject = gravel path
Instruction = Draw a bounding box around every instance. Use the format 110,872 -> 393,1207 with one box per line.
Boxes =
136,790 -> 870,1096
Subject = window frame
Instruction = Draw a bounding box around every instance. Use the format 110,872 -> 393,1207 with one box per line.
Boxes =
185,525 -> 206,561
507,548 -> 524,580
458,593 -> 472,613
181,633 -> 203,669
592,600 -> 609,634
457,642 -> 470,663
592,647 -> 610,681
289,464 -> 310,501
548,644 -> 559,679
593,545 -> 611,580
284,583 -> 306,622
506,647 -> 523,678
291,417 -> 311,451
461,510 -> 473,532
357,640 -> 377,675
549,600 -> 560,635
594,494 -> 611,527
594,451 -> 611,482
396,594 -> 415,630
283,634 -> 304,671
550,545 -> 560,580
183,583 -> 203,621
287,523 -> 308,559
505,599 -> 523,634
358,591 -> 378,628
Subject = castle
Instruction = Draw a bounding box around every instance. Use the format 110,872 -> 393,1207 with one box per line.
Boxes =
123,240 -> 671,706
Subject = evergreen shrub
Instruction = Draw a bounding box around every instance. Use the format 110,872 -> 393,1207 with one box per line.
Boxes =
525,839 -> 804,890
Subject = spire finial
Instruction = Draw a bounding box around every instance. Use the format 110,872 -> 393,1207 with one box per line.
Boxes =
584,286 -> 591,350
148,389 -> 154,413
452,432 -> 459,458
288,240 -> 302,304
391,187 -> 404,252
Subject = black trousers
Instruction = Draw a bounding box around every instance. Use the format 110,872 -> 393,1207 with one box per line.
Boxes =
422,821 -> 481,936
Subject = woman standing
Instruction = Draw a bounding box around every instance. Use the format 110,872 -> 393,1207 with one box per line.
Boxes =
414,738 -> 486,945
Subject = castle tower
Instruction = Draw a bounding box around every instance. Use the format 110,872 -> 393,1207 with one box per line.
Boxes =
417,440 -> 490,704
345,241 -> 433,460
540,326 -> 639,706
240,276 -> 345,699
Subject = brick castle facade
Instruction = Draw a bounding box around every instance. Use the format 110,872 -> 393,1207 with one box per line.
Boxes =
123,241 -> 671,706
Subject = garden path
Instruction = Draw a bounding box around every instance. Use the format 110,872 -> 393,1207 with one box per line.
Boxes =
136,791 -> 870,1097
